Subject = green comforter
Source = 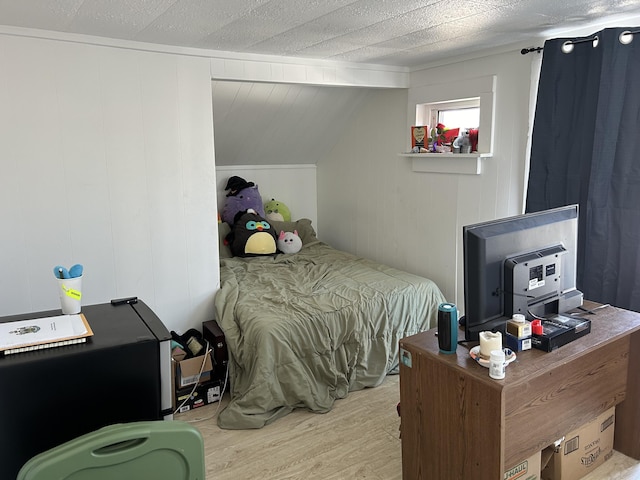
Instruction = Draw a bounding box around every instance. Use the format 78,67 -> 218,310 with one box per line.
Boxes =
214,242 -> 446,429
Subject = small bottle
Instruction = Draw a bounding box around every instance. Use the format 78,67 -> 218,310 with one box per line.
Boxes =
507,313 -> 531,338
489,349 -> 506,379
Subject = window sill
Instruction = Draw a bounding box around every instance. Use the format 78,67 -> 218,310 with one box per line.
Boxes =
398,152 -> 493,175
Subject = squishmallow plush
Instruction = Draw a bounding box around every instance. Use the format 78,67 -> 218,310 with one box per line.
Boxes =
226,209 -> 277,257
453,128 -> 471,151
264,198 -> 291,222
221,176 -> 265,224
277,230 -> 302,254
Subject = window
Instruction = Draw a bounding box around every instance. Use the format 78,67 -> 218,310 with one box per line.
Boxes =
437,106 -> 479,130
417,98 -> 480,134
409,75 -> 495,154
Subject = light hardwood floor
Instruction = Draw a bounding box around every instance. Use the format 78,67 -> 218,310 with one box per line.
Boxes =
177,375 -> 640,479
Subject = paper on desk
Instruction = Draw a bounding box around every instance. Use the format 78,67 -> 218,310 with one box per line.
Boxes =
0,314 -> 88,350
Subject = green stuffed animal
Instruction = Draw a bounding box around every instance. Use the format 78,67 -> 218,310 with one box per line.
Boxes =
264,198 -> 291,222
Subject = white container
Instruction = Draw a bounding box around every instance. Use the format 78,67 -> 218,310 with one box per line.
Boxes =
489,349 -> 506,379
57,276 -> 82,314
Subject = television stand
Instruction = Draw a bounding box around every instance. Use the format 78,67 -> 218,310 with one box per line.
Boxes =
399,301 -> 640,479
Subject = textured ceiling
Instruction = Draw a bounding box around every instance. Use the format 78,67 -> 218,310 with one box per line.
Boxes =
2,0 -> 640,67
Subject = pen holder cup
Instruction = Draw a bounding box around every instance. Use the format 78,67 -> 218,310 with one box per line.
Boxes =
57,276 -> 82,314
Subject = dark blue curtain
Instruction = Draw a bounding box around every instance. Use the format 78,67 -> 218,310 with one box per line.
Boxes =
526,27 -> 640,312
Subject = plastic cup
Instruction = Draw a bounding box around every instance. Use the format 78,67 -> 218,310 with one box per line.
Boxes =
57,276 -> 82,314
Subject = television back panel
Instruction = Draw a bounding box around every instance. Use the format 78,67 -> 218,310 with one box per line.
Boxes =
505,245 -> 566,317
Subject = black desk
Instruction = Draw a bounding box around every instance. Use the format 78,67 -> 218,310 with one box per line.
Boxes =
0,300 -> 172,479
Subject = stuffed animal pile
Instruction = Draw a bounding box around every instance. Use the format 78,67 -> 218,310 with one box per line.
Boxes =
220,176 -> 302,255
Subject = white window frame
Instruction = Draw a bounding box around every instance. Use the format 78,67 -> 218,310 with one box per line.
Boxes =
408,75 -> 496,154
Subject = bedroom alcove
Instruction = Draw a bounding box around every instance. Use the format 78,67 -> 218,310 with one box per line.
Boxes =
210,79 -> 406,231
210,79 -> 452,429
210,76 -> 453,302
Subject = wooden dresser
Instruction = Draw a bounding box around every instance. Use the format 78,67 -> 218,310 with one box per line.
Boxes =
399,302 -> 640,479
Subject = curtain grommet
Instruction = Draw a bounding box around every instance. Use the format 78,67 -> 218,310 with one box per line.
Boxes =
561,41 -> 574,54
620,31 -> 634,45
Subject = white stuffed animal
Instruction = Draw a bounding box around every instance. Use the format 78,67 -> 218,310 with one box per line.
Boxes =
453,128 -> 471,150
277,230 -> 302,254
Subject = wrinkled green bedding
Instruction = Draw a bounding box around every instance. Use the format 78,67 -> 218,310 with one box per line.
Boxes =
214,242 -> 446,429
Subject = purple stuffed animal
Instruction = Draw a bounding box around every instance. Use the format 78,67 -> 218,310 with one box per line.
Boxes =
221,176 -> 265,224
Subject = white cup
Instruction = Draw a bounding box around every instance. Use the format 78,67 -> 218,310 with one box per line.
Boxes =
57,276 -> 82,314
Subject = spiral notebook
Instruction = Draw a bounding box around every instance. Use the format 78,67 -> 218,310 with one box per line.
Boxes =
0,313 -> 94,355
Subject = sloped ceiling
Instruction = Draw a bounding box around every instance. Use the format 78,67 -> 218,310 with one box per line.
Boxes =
212,80 -> 373,166
1,1 -> 640,68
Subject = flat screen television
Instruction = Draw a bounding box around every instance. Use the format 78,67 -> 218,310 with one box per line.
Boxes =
462,205 -> 583,341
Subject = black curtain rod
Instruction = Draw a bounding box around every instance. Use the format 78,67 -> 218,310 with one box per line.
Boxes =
521,46 -> 543,55
521,28 -> 640,55
570,29 -> 640,45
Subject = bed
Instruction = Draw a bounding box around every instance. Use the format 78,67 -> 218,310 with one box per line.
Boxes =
214,218 -> 446,429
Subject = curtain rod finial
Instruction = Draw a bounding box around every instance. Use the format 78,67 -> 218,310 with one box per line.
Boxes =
521,46 -> 544,55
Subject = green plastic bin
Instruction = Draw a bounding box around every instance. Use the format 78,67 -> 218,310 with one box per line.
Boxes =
17,421 -> 205,480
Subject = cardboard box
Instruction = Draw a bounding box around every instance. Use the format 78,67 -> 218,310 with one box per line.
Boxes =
174,379 -> 221,413
505,450 -> 541,480
174,352 -> 213,389
541,407 -> 615,480
507,319 -> 532,338
506,333 -> 532,352
531,315 -> 591,352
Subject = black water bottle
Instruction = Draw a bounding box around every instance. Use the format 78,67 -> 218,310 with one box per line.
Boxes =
438,303 -> 458,354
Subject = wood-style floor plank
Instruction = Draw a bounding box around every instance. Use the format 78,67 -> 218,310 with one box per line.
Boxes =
177,375 -> 640,479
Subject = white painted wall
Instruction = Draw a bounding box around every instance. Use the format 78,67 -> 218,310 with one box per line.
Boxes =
0,34 -> 218,333
317,88 -> 416,265
412,52 -> 535,310
208,51 -> 409,88
0,25 -> 408,333
317,50 -> 537,312
0,24 -> 538,333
